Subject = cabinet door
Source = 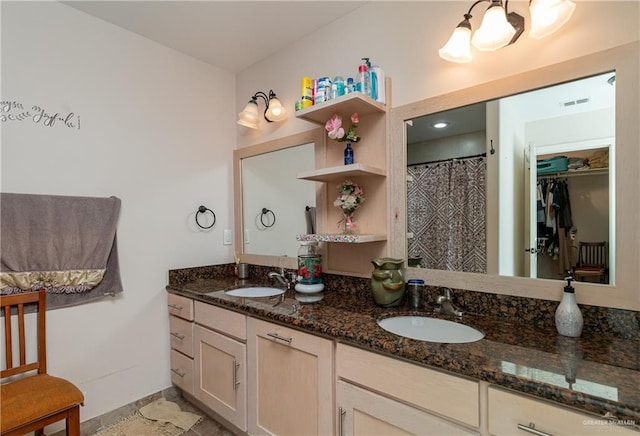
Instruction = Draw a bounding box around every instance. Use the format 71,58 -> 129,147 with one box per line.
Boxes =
170,349 -> 194,395
337,380 -> 477,436
169,315 -> 194,357
167,293 -> 194,320
247,318 -> 334,436
488,387 -> 637,435
194,325 -> 247,432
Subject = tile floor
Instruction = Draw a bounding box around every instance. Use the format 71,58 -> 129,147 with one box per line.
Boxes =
50,387 -> 236,436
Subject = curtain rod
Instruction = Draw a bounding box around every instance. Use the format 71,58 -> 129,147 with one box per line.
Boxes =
408,152 -> 486,167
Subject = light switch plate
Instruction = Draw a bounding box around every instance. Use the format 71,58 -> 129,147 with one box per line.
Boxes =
223,229 -> 232,245
244,228 -> 250,244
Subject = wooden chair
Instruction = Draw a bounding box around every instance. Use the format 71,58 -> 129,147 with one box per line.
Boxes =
573,241 -> 608,283
1,290 -> 84,436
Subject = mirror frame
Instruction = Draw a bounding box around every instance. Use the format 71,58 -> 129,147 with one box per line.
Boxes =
234,128 -> 325,270
389,42 -> 639,311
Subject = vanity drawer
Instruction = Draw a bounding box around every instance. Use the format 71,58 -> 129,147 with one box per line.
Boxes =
195,301 -> 246,341
488,387 -> 637,435
336,343 -> 479,428
167,293 -> 194,321
170,349 -> 194,395
169,315 -> 194,357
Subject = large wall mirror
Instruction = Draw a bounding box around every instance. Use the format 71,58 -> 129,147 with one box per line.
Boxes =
390,42 -> 639,310
405,73 -> 615,283
234,129 -> 325,269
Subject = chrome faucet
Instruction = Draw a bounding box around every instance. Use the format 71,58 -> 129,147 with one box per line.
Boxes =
268,269 -> 297,290
434,288 -> 463,317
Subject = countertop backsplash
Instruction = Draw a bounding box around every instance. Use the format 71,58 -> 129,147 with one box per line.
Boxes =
169,263 -> 639,341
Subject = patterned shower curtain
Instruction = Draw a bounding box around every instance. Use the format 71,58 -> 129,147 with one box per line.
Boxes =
407,156 -> 486,273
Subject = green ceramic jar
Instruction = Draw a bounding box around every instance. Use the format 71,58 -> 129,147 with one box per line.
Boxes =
370,258 -> 405,307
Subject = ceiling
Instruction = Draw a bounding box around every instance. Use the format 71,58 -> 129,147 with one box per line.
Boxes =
407,72 -> 616,144
61,1 -> 366,73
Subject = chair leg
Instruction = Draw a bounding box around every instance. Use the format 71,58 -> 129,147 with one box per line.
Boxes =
65,406 -> 81,436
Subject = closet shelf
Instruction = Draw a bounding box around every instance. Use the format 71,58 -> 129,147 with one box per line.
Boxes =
537,168 -> 608,179
297,163 -> 386,182
295,92 -> 386,125
296,234 -> 387,243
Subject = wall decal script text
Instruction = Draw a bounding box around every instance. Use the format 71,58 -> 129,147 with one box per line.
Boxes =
1,100 -> 80,130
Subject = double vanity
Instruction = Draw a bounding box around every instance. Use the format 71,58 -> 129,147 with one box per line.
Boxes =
166,266 -> 639,435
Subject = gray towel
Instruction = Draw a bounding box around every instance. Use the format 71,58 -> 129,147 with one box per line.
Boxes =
1,193 -> 123,309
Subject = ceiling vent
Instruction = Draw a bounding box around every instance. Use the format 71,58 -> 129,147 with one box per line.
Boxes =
562,97 -> 590,107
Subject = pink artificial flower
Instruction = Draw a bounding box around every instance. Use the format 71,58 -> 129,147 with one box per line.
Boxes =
350,112 -> 359,125
325,114 -> 345,140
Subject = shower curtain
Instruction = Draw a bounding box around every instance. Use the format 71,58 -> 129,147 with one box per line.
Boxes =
407,156 -> 486,273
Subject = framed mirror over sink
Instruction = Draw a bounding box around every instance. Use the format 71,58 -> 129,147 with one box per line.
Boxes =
390,42 -> 639,311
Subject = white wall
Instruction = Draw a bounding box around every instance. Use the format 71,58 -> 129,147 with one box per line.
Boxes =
1,1 -> 235,427
236,1 -> 639,147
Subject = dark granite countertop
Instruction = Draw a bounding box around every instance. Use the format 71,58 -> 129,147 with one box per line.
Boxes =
166,276 -> 640,428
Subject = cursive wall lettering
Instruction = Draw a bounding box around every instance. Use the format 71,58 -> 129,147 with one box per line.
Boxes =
1,100 -> 80,130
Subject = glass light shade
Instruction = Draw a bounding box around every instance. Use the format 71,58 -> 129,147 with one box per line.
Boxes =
529,0 -> 576,39
237,101 -> 259,129
439,26 -> 472,63
472,4 -> 516,51
265,97 -> 288,122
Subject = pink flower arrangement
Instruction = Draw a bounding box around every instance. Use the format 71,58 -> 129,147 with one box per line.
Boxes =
325,112 -> 361,143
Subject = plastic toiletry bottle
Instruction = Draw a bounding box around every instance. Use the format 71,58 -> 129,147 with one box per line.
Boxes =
345,77 -> 355,94
555,274 -> 583,337
332,75 -> 345,99
355,58 -> 370,96
370,64 -> 386,103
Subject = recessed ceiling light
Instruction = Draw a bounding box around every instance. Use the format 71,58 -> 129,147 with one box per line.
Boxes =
433,122 -> 449,129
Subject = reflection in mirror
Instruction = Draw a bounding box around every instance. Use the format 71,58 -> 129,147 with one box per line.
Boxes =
405,72 -> 615,283
241,142 -> 315,258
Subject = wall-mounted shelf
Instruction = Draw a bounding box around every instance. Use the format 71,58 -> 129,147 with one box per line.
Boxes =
296,234 -> 387,243
295,92 -> 386,125
297,163 -> 386,182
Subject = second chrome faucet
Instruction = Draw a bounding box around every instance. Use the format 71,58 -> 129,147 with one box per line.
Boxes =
434,287 -> 463,317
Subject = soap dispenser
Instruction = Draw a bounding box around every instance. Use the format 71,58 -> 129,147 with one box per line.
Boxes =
555,274 -> 583,337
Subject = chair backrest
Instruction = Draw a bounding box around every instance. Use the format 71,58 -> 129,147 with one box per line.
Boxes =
1,289 -> 47,379
577,241 -> 607,268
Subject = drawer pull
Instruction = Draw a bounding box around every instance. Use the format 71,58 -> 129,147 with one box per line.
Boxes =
232,359 -> 240,391
171,368 -> 186,378
170,332 -> 185,340
168,304 -> 183,311
338,407 -> 346,436
266,332 -> 292,344
517,423 -> 552,436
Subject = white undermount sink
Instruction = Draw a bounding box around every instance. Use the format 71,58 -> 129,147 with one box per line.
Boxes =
223,287 -> 285,298
377,316 -> 484,343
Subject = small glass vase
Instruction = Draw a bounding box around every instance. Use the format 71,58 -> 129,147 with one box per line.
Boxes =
344,141 -> 354,165
342,214 -> 357,234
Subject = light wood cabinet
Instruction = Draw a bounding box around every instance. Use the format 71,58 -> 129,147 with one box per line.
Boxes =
193,301 -> 247,431
295,87 -> 390,275
488,386 -> 637,435
336,343 -> 480,432
247,317 -> 334,435
167,294 -> 195,395
337,380 -> 477,436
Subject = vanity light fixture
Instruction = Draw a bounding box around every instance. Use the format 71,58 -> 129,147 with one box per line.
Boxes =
439,0 -> 575,63
237,90 -> 288,129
